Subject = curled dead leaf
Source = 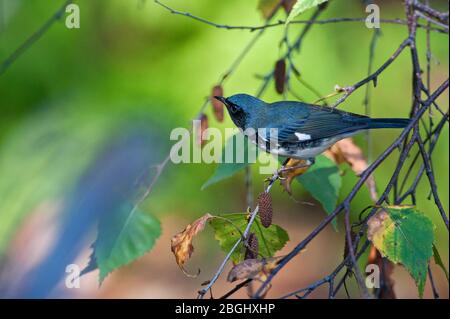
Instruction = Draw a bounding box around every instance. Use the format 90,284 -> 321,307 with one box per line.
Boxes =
274,59 -> 286,94
196,113 -> 209,147
367,245 -> 396,299
227,257 -> 283,283
211,85 -> 224,122
257,0 -> 279,19
282,0 -> 296,14
280,158 -> 311,194
171,213 -> 214,276
324,138 -> 378,202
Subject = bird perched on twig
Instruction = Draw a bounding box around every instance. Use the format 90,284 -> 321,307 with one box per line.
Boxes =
214,94 -> 409,166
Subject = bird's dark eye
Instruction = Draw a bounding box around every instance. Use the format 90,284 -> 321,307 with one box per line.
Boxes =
228,103 -> 239,113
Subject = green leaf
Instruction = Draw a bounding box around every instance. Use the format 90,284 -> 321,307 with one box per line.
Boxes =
286,0 -> 328,25
201,133 -> 257,190
367,206 -> 435,298
432,244 -> 449,282
209,213 -> 289,264
297,155 -> 341,229
83,202 -> 161,284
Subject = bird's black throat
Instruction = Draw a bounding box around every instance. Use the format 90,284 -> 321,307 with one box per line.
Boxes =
228,108 -> 248,130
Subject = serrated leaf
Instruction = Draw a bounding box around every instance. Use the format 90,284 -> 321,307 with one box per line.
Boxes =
297,155 -> 341,229
201,133 -> 257,190
367,206 -> 435,298
210,213 -> 289,264
83,202 -> 161,284
286,0 -> 328,25
432,244 -> 449,282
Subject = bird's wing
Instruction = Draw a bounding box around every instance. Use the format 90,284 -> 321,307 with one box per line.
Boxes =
267,103 -> 370,145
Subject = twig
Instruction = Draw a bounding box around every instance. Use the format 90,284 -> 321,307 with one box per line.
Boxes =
330,38 -> 411,108
344,203 -> 369,298
397,113 -> 448,202
363,28 -> 381,164
413,1 -> 449,25
219,279 -> 253,299
416,134 -> 449,229
0,0 -> 73,76
154,1 -> 448,34
280,240 -> 371,299
256,5 -> 326,98
416,10 -> 449,32
428,264 -> 440,299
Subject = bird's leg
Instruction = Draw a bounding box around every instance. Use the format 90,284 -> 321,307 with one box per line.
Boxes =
280,157 -> 290,169
264,158 -> 290,183
265,158 -> 315,183
276,158 -> 291,180
278,157 -> 315,173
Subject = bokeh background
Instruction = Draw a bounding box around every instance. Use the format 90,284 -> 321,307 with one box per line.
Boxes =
0,0 -> 448,298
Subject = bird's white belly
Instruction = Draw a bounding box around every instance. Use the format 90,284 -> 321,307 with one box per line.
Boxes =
271,142 -> 333,159
248,134 -> 341,160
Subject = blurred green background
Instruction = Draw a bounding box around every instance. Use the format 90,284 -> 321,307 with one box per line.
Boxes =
0,0 -> 448,298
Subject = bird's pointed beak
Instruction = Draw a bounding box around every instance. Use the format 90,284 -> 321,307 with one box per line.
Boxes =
214,96 -> 228,105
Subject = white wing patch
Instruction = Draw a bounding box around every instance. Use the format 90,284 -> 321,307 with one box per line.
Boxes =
295,132 -> 311,141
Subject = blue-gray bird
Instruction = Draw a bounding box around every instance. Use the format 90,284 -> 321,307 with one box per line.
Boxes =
214,94 -> 409,163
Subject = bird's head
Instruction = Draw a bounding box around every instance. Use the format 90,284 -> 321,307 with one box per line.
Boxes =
213,94 -> 265,129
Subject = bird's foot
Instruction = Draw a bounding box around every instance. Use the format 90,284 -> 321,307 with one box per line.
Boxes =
265,158 -> 315,184
277,158 -> 315,174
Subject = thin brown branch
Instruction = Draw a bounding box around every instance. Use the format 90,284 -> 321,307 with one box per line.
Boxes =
154,0 -> 448,34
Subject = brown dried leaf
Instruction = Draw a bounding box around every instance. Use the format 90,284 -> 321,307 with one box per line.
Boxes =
367,210 -> 389,243
171,213 -> 214,275
274,59 -> 286,94
258,0 -> 279,18
324,138 -> 378,201
211,85 -> 224,122
367,245 -> 396,299
280,158 -> 311,194
196,113 -> 209,147
323,144 -> 346,165
227,257 -> 283,283
282,0 -> 296,14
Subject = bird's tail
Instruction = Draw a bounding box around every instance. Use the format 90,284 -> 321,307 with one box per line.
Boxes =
366,118 -> 410,129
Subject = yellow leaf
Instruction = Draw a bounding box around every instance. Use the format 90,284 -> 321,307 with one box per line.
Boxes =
171,213 -> 214,276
